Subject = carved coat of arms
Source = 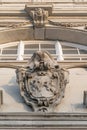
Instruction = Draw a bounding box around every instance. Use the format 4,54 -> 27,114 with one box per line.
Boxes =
16,51 -> 69,112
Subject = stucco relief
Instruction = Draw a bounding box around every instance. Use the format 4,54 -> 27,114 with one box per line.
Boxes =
31,8 -> 48,27
16,51 -> 69,112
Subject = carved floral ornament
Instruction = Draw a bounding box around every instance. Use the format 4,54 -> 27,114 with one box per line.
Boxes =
16,51 -> 69,112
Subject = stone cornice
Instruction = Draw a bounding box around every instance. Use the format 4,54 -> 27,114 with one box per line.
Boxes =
0,61 -> 87,69
0,113 -> 87,129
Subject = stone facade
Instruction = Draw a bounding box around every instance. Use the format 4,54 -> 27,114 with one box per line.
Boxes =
0,0 -> 87,129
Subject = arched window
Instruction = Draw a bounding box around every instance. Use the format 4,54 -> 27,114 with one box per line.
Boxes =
0,40 -> 87,61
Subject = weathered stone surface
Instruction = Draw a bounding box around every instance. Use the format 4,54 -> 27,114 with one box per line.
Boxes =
1,26 -> 87,45
45,27 -> 87,45
1,67 -> 87,113
34,27 -> 45,40
25,5 -> 51,27
30,8 -> 48,27
0,26 -> 87,45
16,51 -> 69,112
0,27 -> 34,44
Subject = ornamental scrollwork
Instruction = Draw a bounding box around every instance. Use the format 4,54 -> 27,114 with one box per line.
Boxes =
16,51 -> 69,112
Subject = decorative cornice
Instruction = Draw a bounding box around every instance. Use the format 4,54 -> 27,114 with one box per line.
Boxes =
49,20 -> 87,28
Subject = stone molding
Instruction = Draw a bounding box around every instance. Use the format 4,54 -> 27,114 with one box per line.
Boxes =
25,4 -> 52,16
0,26 -> 87,45
0,61 -> 87,69
0,113 -> 87,129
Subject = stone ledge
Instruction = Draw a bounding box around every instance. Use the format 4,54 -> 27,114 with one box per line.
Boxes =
0,113 -> 87,130
0,10 -> 27,16
0,61 -> 87,69
25,4 -> 52,16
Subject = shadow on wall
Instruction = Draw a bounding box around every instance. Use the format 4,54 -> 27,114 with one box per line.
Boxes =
2,76 -> 22,103
0,68 -> 33,112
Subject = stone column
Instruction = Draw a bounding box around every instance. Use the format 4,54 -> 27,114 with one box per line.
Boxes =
17,41 -> 24,61
55,41 -> 64,61
83,91 -> 87,107
0,90 -> 3,106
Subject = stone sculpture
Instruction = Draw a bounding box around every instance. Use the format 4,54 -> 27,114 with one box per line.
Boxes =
16,51 -> 69,112
30,8 -> 48,27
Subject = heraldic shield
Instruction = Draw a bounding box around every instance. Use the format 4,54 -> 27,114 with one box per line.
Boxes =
16,51 -> 69,112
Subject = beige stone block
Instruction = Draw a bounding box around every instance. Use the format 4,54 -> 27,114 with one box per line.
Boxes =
45,26 -> 87,45
0,27 -> 34,44
34,27 -> 45,40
